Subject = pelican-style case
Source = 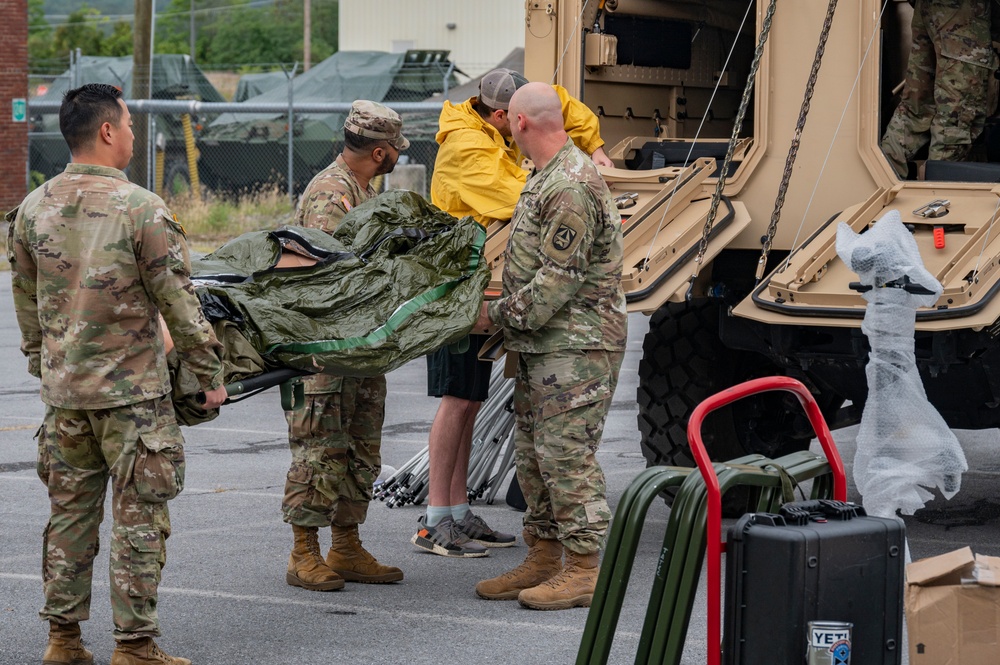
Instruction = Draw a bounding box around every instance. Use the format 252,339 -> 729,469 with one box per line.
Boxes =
723,499 -> 905,665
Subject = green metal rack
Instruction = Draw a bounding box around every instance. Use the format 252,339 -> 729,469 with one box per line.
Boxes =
577,376 -> 848,665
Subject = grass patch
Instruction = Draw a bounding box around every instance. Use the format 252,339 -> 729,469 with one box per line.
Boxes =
166,185 -> 295,253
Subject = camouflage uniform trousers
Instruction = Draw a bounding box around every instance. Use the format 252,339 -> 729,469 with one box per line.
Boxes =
282,375 -> 387,528
37,396 -> 184,640
881,0 -> 995,177
513,348 -> 623,555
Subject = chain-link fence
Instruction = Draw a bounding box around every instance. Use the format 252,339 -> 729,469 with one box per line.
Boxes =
26,49 -> 470,216
28,98 -> 445,204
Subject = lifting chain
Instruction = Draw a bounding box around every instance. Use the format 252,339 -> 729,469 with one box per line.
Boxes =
686,0 -> 777,300
756,0 -> 840,283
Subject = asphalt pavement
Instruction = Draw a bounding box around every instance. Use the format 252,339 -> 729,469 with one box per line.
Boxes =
2,270 -> 999,665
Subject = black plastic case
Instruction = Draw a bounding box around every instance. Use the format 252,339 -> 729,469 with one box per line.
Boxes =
723,499 -> 905,665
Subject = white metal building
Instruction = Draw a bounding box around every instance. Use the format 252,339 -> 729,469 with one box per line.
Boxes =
337,0 -> 526,79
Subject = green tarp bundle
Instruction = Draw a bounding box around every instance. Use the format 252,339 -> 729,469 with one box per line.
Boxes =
172,189 -> 488,424
192,187 -> 488,380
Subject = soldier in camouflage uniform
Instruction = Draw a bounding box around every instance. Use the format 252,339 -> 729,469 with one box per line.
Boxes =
282,100 -> 407,590
7,84 -> 227,665
472,83 -> 627,610
880,0 -> 998,178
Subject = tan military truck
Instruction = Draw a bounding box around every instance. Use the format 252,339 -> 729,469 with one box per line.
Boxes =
497,0 -> 1000,470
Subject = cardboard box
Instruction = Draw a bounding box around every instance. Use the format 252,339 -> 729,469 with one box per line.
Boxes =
906,546 -> 1000,665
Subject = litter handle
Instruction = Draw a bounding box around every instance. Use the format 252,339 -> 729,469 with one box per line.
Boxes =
197,368 -> 312,406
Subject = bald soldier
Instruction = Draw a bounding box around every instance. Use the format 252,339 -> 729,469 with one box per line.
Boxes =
472,82 -> 627,610
281,101 -> 406,591
7,83 -> 226,665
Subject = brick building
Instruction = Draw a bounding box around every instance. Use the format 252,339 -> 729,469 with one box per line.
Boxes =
1,0 -> 28,213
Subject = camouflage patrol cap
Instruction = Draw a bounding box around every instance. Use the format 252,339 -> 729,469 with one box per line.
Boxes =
344,100 -> 409,150
479,68 -> 529,111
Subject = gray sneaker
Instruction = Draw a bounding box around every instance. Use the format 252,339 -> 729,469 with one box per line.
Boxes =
457,511 -> 517,548
411,515 -> 489,558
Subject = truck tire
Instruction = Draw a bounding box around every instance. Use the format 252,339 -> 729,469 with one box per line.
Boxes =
638,300 -> 826,471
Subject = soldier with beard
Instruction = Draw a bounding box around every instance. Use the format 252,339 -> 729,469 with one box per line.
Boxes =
282,100 -> 408,590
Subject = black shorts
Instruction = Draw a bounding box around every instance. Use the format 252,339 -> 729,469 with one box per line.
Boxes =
426,334 -> 493,401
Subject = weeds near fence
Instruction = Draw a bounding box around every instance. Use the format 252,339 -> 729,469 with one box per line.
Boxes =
167,185 -> 294,251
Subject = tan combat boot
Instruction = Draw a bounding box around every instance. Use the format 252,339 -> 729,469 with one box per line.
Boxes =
517,549 -> 600,610
110,637 -> 189,665
475,531 -> 562,600
326,524 -> 404,583
42,622 -> 93,665
287,525 -> 345,591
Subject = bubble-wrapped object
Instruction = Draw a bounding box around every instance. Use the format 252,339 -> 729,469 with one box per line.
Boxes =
836,210 -> 967,518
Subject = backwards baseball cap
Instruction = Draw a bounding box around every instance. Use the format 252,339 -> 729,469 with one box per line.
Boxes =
479,68 -> 529,111
344,100 -> 409,150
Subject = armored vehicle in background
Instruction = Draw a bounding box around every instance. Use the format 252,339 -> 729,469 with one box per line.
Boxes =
512,0 -> 1000,469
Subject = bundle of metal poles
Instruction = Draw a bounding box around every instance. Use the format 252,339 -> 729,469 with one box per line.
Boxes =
376,362 -> 516,508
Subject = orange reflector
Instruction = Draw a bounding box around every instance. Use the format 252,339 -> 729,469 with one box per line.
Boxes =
933,226 -> 945,249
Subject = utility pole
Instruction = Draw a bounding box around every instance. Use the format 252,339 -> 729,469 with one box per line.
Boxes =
190,0 -> 195,62
133,0 -> 151,188
304,0 -> 311,72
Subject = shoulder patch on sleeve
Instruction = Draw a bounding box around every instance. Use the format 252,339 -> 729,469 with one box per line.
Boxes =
545,215 -> 586,263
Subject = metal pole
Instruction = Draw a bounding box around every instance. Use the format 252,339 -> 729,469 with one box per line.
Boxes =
148,0 -> 157,191
443,61 -> 455,97
29,100 -> 445,114
282,62 -> 299,205
190,0 -> 195,62
132,1 -> 151,187
303,0 -> 311,72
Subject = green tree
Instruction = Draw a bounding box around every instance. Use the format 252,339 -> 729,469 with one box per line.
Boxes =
52,7 -> 106,58
28,0 -> 56,67
156,0 -> 235,61
102,19 -> 133,56
36,5 -> 135,60
156,0 -> 339,68
32,0 -> 340,71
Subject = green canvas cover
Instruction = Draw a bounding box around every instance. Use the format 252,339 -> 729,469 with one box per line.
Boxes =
206,51 -> 409,140
192,188 -> 488,380
233,71 -> 288,102
33,54 -> 225,111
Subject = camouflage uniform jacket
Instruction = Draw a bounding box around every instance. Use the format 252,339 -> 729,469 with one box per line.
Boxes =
295,154 -> 375,394
294,154 -> 374,234
487,138 -> 627,353
7,163 -> 224,410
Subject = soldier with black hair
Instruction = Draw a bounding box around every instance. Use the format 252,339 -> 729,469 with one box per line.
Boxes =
7,83 -> 226,665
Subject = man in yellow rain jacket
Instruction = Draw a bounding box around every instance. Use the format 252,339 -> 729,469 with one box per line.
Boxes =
410,68 -> 612,558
